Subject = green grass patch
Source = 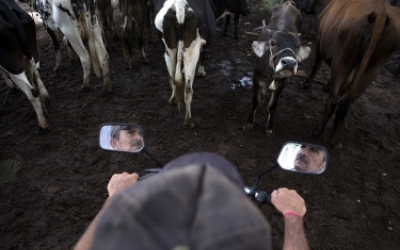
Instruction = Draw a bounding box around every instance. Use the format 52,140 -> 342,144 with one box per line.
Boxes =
261,0 -> 282,10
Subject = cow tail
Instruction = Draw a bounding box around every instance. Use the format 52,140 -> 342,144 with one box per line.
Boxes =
174,0 -> 186,111
350,10 -> 387,86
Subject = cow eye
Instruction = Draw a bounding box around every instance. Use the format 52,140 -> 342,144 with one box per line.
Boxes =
270,41 -> 275,46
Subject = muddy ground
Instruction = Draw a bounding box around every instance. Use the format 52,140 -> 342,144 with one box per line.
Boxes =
1,1 -> 399,249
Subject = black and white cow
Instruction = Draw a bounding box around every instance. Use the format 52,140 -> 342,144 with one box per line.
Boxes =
0,0 -> 49,133
154,0 -> 250,128
244,1 -> 311,136
31,0 -> 111,93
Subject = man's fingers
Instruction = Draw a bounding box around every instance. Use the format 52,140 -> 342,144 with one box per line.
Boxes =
130,173 -> 139,182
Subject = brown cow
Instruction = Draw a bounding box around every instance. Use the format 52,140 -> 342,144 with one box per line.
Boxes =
244,1 -> 311,136
301,0 -> 400,148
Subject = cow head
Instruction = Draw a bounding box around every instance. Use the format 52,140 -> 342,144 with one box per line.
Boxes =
252,29 -> 311,78
225,0 -> 251,16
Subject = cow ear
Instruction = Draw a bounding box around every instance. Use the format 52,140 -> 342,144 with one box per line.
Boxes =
296,46 -> 311,62
252,41 -> 269,58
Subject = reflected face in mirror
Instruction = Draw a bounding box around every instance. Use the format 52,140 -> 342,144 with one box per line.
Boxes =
110,126 -> 144,152
294,145 -> 326,173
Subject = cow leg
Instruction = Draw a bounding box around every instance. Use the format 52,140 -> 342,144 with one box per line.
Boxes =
63,36 -> 77,62
26,58 -> 50,115
244,72 -> 265,130
311,93 -> 339,137
107,10 -> 115,50
329,96 -> 352,148
0,70 -> 14,89
61,28 -> 92,89
223,14 -> 230,37
182,35 -> 204,128
46,26 -> 61,72
265,80 -> 285,136
145,2 -> 153,44
234,14 -> 240,39
301,38 -> 322,89
197,50 -> 206,77
137,20 -> 148,64
164,46 -> 178,105
122,15 -> 135,68
91,22 -> 111,93
10,72 -> 48,132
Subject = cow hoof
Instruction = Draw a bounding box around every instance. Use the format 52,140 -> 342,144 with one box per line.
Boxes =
184,119 -> 194,128
331,139 -> 343,149
168,96 -> 176,105
301,80 -> 310,89
102,86 -> 112,94
197,67 -> 206,77
242,123 -> 253,132
81,84 -> 91,90
266,129 -> 275,138
35,126 -> 47,135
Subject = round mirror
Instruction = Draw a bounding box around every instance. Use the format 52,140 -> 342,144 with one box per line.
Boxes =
277,142 -> 328,174
99,124 -> 145,153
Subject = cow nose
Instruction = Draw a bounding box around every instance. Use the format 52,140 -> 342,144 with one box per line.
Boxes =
281,59 -> 297,67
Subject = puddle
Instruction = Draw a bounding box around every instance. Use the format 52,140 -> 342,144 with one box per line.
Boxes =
218,60 -> 233,77
230,83 -> 241,90
240,76 -> 253,89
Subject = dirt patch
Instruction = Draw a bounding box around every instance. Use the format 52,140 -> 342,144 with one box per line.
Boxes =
0,1 -> 399,249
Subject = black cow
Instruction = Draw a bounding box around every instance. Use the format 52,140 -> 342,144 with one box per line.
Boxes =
120,0 -> 151,68
223,13 -> 240,39
154,0 -> 250,128
95,0 -> 115,51
244,1 -> 311,136
0,0 -> 49,133
213,0 -> 247,39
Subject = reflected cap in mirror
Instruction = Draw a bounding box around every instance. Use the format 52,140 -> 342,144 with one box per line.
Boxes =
111,125 -> 141,139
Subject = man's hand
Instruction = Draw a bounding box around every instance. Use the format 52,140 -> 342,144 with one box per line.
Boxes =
271,187 -> 306,216
107,172 -> 139,197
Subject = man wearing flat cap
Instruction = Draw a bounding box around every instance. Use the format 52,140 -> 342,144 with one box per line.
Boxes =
110,125 -> 144,152
74,152 -> 309,250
